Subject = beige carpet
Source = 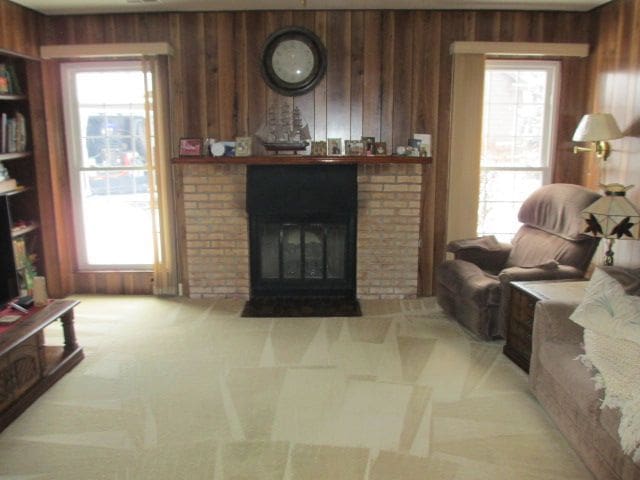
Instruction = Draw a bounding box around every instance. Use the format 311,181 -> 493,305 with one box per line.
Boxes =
0,296 -> 592,479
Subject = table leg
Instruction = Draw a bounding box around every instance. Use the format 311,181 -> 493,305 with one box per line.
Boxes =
60,310 -> 78,353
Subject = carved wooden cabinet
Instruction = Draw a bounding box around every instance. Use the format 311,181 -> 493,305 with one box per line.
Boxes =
504,280 -> 587,372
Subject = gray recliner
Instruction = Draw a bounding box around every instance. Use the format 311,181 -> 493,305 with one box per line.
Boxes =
436,183 -> 601,340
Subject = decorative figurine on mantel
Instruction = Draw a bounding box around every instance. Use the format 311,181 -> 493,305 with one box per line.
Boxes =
257,100 -> 310,154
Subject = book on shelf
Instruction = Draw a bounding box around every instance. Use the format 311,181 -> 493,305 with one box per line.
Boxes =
0,111 -> 27,154
0,178 -> 17,193
0,63 -> 22,95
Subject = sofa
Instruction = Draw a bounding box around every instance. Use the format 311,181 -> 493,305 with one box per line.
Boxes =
530,267 -> 640,480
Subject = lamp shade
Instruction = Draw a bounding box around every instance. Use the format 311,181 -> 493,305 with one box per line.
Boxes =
581,184 -> 640,240
572,113 -> 623,142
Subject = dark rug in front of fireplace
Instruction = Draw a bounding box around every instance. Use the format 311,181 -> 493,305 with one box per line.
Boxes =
241,297 -> 362,318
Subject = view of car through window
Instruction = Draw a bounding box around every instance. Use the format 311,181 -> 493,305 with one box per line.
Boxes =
85,114 -> 149,196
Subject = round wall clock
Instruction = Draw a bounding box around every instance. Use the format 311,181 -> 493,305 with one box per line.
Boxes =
261,26 -> 327,97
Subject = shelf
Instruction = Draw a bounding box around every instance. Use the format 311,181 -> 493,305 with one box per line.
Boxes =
0,94 -> 27,101
172,155 -> 432,166
11,222 -> 38,238
0,185 -> 27,197
0,151 -> 31,162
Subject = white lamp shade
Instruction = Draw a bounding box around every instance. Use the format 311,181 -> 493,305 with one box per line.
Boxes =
582,184 -> 640,239
572,113 -> 623,142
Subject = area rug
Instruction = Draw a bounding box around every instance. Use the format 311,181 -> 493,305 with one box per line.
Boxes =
241,296 -> 362,317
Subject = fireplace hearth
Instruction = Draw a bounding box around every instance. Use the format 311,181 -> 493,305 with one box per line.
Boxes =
246,165 -> 357,302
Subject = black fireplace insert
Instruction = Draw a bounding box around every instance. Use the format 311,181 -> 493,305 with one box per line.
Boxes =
246,164 -> 357,301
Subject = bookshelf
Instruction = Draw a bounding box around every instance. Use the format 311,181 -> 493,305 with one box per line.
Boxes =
0,54 -> 41,302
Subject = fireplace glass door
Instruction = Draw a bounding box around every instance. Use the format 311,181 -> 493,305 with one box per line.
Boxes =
251,217 -> 354,298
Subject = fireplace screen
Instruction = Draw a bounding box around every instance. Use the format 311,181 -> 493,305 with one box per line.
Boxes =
259,222 -> 347,280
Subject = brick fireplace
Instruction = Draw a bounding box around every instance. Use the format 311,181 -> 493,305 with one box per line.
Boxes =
179,161 -> 423,299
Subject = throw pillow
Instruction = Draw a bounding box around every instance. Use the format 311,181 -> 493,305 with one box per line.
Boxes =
570,267 -> 640,344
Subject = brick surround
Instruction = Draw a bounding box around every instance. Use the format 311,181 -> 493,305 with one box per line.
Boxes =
179,163 -> 422,299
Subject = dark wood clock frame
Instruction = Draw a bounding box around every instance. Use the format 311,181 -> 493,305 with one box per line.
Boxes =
260,26 -> 327,97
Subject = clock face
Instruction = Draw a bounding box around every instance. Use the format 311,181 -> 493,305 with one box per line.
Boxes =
261,27 -> 327,96
271,39 -> 315,84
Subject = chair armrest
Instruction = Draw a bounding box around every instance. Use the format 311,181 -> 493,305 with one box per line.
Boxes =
447,236 -> 511,273
498,265 -> 584,284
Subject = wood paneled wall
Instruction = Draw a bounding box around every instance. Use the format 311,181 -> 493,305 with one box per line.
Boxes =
40,9 -> 593,294
0,0 -> 39,58
587,0 -> 640,267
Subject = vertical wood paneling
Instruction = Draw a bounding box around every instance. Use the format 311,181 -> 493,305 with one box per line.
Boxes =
362,12 -> 382,140
38,8 -> 595,295
0,0 -> 40,58
313,12 -> 328,142
379,12 -> 395,148
326,11 -> 351,142
349,12 -> 364,142
391,12 -> 413,151
588,0 -> 640,267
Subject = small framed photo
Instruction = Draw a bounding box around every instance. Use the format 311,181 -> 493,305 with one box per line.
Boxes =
311,141 -> 327,156
345,140 -> 364,156
374,142 -> 387,155
361,136 -> 375,155
235,136 -> 252,157
179,138 -> 203,156
328,138 -> 342,156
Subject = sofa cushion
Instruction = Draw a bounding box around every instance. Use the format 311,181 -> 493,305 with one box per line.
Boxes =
570,267 -> 640,344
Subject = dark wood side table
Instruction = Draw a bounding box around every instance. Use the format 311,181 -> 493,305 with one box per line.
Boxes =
0,299 -> 83,432
504,280 -> 586,373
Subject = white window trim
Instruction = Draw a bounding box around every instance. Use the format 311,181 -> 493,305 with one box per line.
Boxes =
61,60 -> 152,270
478,59 -> 561,238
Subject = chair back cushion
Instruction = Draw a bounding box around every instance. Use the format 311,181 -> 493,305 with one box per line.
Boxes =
507,183 -> 601,271
507,225 -> 599,271
517,183 -> 601,241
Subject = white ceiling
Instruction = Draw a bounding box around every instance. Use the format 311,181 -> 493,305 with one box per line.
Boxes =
12,0 -> 612,16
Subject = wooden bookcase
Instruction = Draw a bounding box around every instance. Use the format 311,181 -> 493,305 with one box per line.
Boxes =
0,54 -> 42,302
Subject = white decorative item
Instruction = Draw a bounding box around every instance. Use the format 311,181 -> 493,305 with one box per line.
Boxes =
209,141 -> 225,157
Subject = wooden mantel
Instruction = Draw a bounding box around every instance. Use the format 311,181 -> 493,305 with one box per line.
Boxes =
172,155 -> 432,166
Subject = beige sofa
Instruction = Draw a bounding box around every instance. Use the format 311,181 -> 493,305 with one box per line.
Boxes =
530,297 -> 640,479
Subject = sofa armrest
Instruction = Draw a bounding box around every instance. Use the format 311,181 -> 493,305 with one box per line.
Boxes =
447,236 -> 511,273
532,300 -> 584,347
529,299 -> 585,395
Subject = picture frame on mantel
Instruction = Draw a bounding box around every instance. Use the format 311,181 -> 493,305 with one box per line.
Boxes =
179,138 -> 203,157
327,138 -> 342,156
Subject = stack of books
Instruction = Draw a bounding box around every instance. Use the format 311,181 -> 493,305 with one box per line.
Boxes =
1,112 -> 26,153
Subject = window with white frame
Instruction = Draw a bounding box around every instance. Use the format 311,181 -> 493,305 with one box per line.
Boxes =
477,60 -> 560,242
61,61 -> 156,269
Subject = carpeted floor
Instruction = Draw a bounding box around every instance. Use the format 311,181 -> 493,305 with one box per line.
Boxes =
0,296 -> 592,479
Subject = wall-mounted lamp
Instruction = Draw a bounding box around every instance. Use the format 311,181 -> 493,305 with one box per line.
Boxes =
572,113 -> 622,161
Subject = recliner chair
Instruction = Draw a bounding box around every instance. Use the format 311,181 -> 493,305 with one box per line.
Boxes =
436,183 -> 601,340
